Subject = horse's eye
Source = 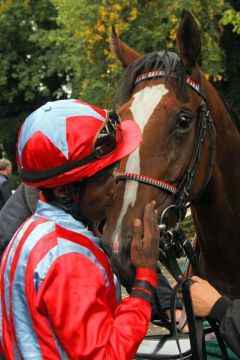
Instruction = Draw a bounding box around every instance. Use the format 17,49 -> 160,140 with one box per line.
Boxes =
177,113 -> 192,128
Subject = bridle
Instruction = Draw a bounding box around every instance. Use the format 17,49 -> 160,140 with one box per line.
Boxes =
114,71 -> 229,360
115,69 -> 217,215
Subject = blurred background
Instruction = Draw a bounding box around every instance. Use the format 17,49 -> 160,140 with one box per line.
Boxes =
0,0 -> 239,189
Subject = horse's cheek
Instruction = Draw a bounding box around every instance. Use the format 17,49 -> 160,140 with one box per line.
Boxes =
166,137 -> 181,163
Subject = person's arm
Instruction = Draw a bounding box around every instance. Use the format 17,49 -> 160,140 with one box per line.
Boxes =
37,253 -> 156,360
37,201 -> 159,359
0,184 -> 33,257
190,276 -> 240,357
209,297 -> 240,357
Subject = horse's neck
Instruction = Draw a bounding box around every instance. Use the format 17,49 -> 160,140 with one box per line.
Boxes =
192,91 -> 240,259
191,96 -> 240,297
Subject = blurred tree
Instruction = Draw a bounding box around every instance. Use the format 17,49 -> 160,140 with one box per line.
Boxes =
48,0 -> 140,106
222,0 -> 240,34
218,0 -> 240,116
0,0 -> 68,176
50,0 -> 227,106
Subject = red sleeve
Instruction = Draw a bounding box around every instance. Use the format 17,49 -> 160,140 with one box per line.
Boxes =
135,268 -> 158,287
36,253 -> 153,360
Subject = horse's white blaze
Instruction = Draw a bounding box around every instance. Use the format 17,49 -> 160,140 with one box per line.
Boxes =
113,84 -> 168,252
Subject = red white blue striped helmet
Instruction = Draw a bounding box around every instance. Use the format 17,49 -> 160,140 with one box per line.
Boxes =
17,99 -> 141,188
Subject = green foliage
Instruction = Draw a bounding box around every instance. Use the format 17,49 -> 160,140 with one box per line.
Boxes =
47,0 -> 141,106
0,0 -> 64,104
49,0 -> 227,105
222,9 -> 240,34
182,215 -> 195,242
119,0 -> 226,81
0,0 -> 68,171
9,172 -> 21,190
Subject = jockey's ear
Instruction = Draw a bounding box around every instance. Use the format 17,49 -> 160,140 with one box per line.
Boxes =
177,9 -> 201,70
111,26 -> 141,68
52,184 -> 75,202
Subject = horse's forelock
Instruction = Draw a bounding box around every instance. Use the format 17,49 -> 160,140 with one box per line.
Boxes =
114,50 -> 189,105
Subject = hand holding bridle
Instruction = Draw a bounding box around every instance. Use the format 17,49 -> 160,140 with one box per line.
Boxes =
190,276 -> 222,318
130,200 -> 160,271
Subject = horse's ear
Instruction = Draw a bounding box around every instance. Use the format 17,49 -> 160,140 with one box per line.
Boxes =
111,26 -> 141,68
177,10 -> 201,69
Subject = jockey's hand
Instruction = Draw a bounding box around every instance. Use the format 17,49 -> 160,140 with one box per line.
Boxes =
130,201 -> 159,271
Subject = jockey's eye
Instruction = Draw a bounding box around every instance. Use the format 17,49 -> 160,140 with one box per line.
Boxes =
177,112 -> 192,128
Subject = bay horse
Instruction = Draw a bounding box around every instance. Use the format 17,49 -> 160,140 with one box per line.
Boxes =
102,10 -> 240,300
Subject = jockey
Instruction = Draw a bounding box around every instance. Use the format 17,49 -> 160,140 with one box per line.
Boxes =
0,99 -> 160,360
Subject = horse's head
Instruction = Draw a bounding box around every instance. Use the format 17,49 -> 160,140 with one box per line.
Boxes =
102,10 -> 216,288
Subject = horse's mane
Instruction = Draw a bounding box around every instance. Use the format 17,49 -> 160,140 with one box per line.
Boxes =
114,51 -> 189,105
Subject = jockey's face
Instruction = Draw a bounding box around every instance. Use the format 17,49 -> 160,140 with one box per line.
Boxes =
80,166 -> 118,222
